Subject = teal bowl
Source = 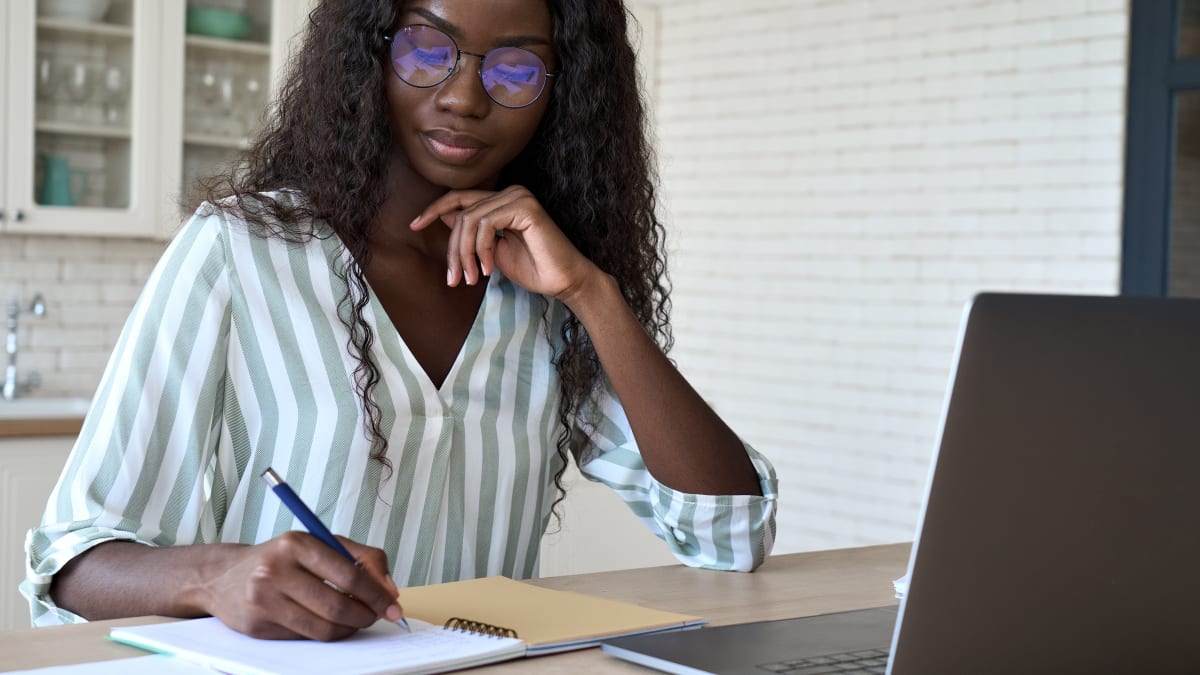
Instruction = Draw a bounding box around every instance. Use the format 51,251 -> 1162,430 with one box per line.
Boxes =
186,7 -> 251,40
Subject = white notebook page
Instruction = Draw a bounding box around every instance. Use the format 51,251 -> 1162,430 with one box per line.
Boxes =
109,617 -> 526,675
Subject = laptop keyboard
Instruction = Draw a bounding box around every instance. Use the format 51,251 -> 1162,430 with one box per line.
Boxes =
757,648 -> 889,674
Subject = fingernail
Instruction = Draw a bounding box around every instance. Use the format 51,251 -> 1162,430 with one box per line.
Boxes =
447,269 -> 454,286
386,604 -> 403,622
409,216 -> 420,229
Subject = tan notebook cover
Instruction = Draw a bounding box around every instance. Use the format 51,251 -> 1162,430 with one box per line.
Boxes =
399,576 -> 706,654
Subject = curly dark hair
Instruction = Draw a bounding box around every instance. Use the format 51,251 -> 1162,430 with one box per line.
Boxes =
201,0 -> 671,515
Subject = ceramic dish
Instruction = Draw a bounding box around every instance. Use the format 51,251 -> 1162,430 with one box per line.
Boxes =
185,7 -> 251,40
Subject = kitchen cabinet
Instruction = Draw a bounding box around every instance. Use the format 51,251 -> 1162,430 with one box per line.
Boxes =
0,435 -> 74,631
0,0 -> 309,238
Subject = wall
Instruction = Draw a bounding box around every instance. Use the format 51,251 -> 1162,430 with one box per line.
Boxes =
0,234 -> 164,397
645,0 -> 1129,553
3,0 -> 1131,560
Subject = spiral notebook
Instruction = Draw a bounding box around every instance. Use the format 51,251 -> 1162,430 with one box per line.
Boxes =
109,576 -> 704,675
397,576 -> 704,654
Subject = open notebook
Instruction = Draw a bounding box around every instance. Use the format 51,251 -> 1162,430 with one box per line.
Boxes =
109,576 -> 703,675
397,576 -> 704,654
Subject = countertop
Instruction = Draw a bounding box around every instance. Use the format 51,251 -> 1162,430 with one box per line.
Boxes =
0,398 -> 89,438
0,418 -> 84,437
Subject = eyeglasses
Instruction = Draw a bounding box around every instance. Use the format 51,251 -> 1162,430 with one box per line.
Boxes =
384,25 -> 557,109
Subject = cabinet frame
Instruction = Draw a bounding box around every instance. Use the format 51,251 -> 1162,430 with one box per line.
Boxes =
3,1 -> 162,237
1,0 -> 309,240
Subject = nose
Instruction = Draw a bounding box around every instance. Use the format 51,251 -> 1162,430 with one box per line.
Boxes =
433,54 -> 491,119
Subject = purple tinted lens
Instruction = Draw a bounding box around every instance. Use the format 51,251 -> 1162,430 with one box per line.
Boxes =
481,47 -> 547,107
391,25 -> 456,86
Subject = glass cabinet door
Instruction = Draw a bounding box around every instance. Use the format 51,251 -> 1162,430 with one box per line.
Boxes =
2,0 -> 306,237
161,0 -> 295,224
181,0 -> 273,211
3,0 -> 160,236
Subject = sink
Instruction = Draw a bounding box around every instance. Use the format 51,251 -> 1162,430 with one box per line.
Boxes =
0,397 -> 92,420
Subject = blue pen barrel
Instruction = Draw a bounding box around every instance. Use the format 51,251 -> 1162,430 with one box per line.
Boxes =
261,466 -> 410,631
261,467 -> 358,564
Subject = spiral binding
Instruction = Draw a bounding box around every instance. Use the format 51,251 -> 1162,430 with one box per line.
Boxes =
443,617 -> 520,639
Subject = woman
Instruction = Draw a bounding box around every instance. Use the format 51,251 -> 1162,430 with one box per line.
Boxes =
23,0 -> 777,641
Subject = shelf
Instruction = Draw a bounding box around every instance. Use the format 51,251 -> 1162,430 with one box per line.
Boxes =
35,120 -> 131,140
36,18 -> 134,40
185,34 -> 271,57
184,133 -> 251,150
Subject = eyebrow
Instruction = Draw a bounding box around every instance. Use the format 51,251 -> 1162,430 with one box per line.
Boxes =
406,7 -> 552,48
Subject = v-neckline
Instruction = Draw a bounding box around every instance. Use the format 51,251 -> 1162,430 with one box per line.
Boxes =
363,271 -> 497,400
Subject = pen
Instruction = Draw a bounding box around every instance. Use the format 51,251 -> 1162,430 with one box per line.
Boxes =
261,467 -> 410,632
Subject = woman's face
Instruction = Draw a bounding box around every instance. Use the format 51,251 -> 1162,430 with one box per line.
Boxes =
384,0 -> 555,191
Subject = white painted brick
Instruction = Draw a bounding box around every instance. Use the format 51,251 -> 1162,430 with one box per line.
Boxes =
1019,0 -> 1090,21
37,370 -> 103,397
1086,36 -> 1127,62
1087,0 -> 1130,16
27,326 -> 108,350
99,282 -> 145,304
0,237 -> 22,261
23,237 -> 108,260
57,347 -> 115,371
653,0 -> 1128,554
0,260 -> 61,284
61,261 -> 141,283
1017,42 -> 1089,69
58,303 -> 130,328
987,20 -> 1054,49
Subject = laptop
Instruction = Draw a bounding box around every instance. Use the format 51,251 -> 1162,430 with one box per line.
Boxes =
602,293 -> 1200,674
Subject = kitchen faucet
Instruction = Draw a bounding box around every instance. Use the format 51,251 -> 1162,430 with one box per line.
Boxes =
3,293 -> 46,400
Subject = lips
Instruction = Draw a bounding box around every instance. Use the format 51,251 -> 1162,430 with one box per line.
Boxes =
422,129 -> 488,164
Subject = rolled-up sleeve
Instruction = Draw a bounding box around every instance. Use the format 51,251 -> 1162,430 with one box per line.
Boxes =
21,209 -> 232,626
572,381 -> 778,572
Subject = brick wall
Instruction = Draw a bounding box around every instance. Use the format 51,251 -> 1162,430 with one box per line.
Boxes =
2,0 -> 1130,557
643,0 -> 1129,553
0,234 -> 165,397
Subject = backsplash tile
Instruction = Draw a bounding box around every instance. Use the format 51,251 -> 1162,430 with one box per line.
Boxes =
1,233 -> 166,399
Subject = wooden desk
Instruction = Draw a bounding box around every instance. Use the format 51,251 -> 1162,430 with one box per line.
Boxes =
0,543 -> 909,673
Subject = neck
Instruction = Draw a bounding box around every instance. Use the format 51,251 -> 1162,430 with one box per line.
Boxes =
371,152 -> 501,259
371,153 -> 450,258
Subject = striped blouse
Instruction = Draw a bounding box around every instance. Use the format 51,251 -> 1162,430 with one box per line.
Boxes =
22,194 -> 778,626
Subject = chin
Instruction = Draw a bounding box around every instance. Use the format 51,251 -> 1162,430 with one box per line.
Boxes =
433,174 -> 490,191
424,166 -> 501,192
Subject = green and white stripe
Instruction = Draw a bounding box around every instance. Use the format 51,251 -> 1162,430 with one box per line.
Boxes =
22,194 -> 778,627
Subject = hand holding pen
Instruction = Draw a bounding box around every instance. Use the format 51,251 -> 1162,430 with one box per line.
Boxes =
198,528 -> 405,640
261,468 -> 410,631
188,469 -> 409,641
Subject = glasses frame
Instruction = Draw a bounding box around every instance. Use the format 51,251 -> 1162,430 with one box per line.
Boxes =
383,25 -> 559,109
